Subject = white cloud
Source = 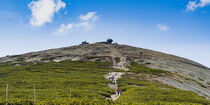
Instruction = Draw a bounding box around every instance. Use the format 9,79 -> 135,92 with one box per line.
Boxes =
53,12 -> 98,35
28,0 -> 66,27
157,24 -> 170,32
79,12 -> 98,21
55,0 -> 66,12
53,22 -> 94,35
75,22 -> 93,30
186,0 -> 210,11
186,1 -> 198,11
52,23 -> 73,35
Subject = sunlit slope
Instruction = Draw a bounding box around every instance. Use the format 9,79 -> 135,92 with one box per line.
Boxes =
0,61 -> 118,101
0,61 -> 209,104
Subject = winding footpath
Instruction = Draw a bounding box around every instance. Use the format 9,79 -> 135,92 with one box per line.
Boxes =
104,46 -> 129,101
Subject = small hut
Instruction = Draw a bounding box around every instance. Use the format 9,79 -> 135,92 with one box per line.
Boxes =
81,41 -> 89,45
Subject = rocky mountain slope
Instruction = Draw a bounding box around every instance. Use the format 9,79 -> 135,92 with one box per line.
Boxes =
0,43 -> 209,98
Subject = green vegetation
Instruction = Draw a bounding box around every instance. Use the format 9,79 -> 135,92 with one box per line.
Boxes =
0,98 -> 205,105
0,63 -> 14,67
117,77 -> 173,92
176,79 -> 184,84
0,61 -> 209,105
41,57 -> 55,61
85,56 -> 102,62
114,57 -> 121,63
16,57 -> 24,62
86,56 -> 100,59
189,73 -> 195,77
117,77 -> 210,105
0,98 -> 120,105
0,61 -> 118,102
185,77 -> 207,88
198,77 -> 204,81
128,62 -> 169,76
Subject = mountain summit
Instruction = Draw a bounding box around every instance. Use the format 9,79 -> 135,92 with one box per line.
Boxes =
0,42 -> 210,98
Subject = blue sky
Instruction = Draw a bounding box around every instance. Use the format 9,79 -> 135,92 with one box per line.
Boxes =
0,0 -> 210,67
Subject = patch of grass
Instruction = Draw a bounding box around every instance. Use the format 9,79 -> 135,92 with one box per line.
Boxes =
86,56 -> 100,59
16,57 -> 24,62
198,77 -> 204,81
176,80 -> 183,84
117,77 -> 173,92
0,98 -> 121,105
207,82 -> 210,85
0,61 -> 118,101
114,57 -> 121,63
95,59 -> 101,62
188,74 -> 195,77
0,98 -> 204,105
0,63 -> 14,67
185,78 -> 207,88
117,87 -> 209,105
128,62 -> 170,76
117,77 -> 210,105
0,61 -> 209,104
41,57 -> 55,61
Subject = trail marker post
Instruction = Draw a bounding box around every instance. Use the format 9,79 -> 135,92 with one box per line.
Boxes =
6,84 -> 8,105
34,84 -> 36,104
69,89 -> 71,101
94,89 -> 95,99
56,90 -> 58,100
86,92 -> 88,99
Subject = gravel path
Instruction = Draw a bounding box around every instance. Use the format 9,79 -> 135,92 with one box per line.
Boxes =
105,72 -> 124,101
104,46 -> 128,101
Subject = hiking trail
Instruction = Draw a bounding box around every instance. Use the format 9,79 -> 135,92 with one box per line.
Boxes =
104,45 -> 129,101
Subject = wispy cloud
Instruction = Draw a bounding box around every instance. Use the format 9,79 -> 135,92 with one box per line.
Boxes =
28,0 -> 66,27
55,0 -> 66,12
79,12 -> 98,21
186,0 -> 210,11
52,23 -> 73,35
75,22 -> 94,30
157,24 -> 170,32
53,12 -> 98,36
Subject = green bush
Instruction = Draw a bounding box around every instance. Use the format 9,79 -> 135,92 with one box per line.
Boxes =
114,57 -> 121,63
128,62 -> 169,76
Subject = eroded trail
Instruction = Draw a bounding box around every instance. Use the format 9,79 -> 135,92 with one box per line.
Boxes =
113,56 -> 129,71
104,45 -> 129,101
104,72 -> 124,101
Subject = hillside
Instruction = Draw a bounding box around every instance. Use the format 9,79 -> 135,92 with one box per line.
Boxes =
0,42 -> 209,104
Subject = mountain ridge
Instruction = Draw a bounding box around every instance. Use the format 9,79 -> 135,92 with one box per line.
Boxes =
0,43 -> 210,98
1,43 -> 209,69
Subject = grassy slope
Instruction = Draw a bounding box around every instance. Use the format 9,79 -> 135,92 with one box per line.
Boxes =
117,63 -> 210,105
128,62 -> 170,76
0,61 -> 119,103
0,61 -> 209,105
117,77 -> 209,105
